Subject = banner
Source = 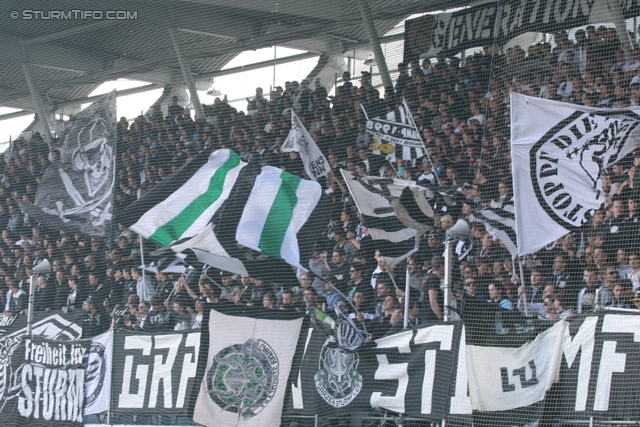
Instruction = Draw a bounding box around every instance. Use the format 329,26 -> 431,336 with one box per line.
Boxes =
21,91 -> 116,237
466,320 -> 565,412
0,311 -> 84,340
405,0 -> 640,59
553,313 -> 640,419
281,111 -> 330,181
112,330 -> 201,415
192,308 -> 303,427
0,335 -> 91,426
511,93 -> 640,256
288,323 -> 463,420
3,310 -> 640,423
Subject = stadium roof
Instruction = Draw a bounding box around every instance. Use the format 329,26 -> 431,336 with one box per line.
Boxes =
0,0 -> 469,113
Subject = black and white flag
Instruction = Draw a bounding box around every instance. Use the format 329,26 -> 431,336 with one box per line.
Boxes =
340,170 -> 434,257
511,93 -> 640,255
475,197 -> 518,259
281,111 -> 330,181
364,99 -> 426,161
84,330 -> 112,416
21,91 -> 116,237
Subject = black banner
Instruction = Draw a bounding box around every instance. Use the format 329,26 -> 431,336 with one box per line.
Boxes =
111,329 -> 201,415
405,0 -> 640,60
0,335 -> 91,426
550,312 -> 640,419
0,310 -> 85,340
287,322 -> 463,420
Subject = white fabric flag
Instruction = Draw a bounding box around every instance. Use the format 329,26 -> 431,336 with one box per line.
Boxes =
466,320 -> 566,412
281,111 -> 330,181
84,330 -> 112,416
511,93 -> 640,256
192,309 -> 303,427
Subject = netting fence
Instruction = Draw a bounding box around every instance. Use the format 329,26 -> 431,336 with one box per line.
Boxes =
2,1 -> 640,426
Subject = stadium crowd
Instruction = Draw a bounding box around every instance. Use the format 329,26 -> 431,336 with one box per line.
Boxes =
2,25 -> 640,339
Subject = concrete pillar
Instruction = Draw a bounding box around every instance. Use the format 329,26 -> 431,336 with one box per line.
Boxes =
355,0 -> 393,94
168,27 -> 206,120
21,62 -> 53,145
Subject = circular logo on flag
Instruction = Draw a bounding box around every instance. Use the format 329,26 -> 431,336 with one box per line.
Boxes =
314,346 -> 362,408
85,341 -> 107,407
530,110 -> 639,229
206,339 -> 278,419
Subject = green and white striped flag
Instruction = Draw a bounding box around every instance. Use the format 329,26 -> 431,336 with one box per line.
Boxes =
236,166 -> 321,269
119,149 -> 246,246
120,149 -> 329,284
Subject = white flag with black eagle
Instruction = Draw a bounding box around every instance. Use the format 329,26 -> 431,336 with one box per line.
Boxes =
192,308 -> 303,427
281,111 -> 330,181
363,98 -> 426,161
511,93 -> 640,256
340,170 -> 435,257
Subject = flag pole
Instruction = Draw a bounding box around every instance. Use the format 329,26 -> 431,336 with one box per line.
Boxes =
403,260 -> 411,328
401,98 -> 442,186
139,235 -> 146,282
444,240 -> 453,322
518,256 -> 529,317
26,274 -> 35,337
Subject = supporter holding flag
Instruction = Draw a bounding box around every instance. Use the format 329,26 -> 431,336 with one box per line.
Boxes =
281,111 -> 331,181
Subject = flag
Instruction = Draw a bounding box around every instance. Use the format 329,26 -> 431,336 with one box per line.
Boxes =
466,320 -> 566,412
171,161 -> 331,285
191,307 -> 303,427
84,330 -> 112,416
511,93 -> 640,255
475,197 -> 519,259
117,149 -> 247,247
363,98 -> 426,161
281,111 -> 330,181
20,91 -> 116,236
340,169 -> 434,257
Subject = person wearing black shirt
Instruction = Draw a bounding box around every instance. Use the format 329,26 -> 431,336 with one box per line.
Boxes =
87,272 -> 109,306
34,274 -> 55,312
421,256 -> 445,322
81,297 -> 110,338
143,294 -> 176,332
154,270 -> 174,300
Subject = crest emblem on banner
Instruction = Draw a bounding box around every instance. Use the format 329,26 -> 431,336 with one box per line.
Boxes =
314,346 -> 362,408
531,111 -> 639,228
206,339 -> 278,419
84,341 -> 106,407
